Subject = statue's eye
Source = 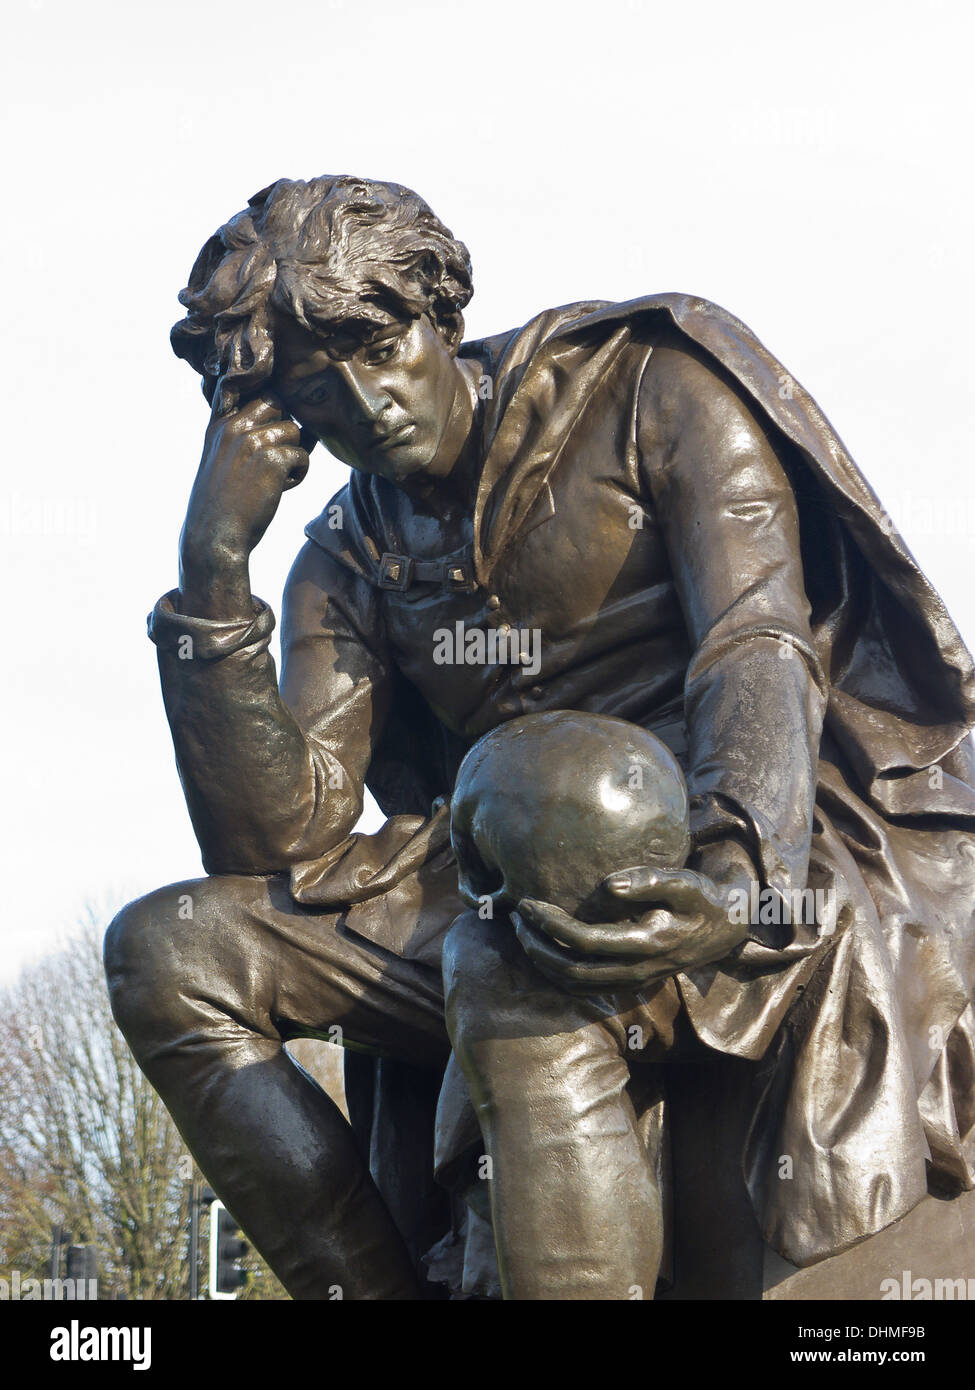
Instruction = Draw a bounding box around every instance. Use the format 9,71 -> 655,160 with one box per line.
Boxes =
296,377 -> 332,406
364,338 -> 399,366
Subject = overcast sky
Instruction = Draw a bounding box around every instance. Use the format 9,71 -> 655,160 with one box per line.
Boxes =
2,0 -> 972,980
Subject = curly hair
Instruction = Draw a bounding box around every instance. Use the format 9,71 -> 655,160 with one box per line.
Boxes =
171,175 -> 474,411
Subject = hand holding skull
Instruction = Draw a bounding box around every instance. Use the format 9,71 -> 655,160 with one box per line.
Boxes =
450,711 -> 753,995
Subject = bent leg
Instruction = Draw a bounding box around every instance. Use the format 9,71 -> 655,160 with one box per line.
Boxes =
442,912 -> 664,1300
104,873 -> 449,1300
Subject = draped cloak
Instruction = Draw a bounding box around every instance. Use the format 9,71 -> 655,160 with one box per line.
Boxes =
294,294 -> 975,1277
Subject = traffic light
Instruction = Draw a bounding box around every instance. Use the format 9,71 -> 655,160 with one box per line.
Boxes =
208,1200 -> 248,1299
65,1244 -> 98,1285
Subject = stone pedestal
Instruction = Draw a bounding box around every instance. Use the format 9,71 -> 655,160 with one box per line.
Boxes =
764,1188 -> 975,1300
659,1052 -> 975,1300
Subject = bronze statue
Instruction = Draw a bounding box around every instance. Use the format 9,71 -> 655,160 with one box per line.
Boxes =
104,175 -> 975,1300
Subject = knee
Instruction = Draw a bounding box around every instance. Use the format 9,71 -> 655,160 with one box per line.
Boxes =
442,911 -> 516,1040
104,878 -> 237,1047
443,913 -> 629,1107
443,911 -> 582,1057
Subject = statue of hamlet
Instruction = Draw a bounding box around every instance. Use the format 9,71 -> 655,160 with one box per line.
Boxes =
105,176 -> 975,1300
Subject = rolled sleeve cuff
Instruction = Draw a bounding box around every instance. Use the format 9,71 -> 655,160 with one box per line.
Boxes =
147,590 -> 276,660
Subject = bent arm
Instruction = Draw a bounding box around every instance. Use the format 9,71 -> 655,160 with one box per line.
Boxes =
149,538 -> 390,875
637,335 -> 828,906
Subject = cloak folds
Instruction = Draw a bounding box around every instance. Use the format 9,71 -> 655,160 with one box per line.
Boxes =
303,295 -> 975,1273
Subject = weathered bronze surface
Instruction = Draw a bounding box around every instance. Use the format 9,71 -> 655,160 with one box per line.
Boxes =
104,175 -> 975,1300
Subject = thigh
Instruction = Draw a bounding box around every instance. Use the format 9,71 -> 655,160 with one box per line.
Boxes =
147,872 -> 451,1069
254,874 -> 452,1066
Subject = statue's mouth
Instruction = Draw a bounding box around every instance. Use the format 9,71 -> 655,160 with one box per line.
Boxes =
375,423 -> 416,450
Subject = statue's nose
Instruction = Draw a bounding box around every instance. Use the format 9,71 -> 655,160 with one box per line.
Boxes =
337,361 -> 392,423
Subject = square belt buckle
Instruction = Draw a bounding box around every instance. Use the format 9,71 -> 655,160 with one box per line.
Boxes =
379,553 -> 414,591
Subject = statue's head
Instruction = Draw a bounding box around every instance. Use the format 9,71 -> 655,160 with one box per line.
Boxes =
450,711 -> 691,923
171,176 -> 474,483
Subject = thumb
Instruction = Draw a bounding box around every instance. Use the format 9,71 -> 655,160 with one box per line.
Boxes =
601,865 -> 709,913
211,376 -> 234,419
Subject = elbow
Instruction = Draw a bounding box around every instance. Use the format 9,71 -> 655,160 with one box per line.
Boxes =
198,795 -> 363,878
687,623 -> 828,706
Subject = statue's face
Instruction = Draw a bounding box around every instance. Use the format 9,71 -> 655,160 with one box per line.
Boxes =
273,311 -> 466,485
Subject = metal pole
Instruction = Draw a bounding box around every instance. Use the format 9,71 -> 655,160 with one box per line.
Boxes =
188,1179 -> 199,1301
50,1223 -> 62,1282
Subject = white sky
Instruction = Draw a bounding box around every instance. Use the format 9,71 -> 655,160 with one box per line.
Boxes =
2,0 -> 972,980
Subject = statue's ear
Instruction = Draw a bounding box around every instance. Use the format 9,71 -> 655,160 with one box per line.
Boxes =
439,315 -> 465,356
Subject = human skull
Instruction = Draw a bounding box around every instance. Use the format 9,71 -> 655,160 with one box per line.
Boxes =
450,711 -> 690,922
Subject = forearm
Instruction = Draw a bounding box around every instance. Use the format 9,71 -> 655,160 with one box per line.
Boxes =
177,545 -> 254,622
684,632 -> 826,899
149,387 -> 360,870
150,592 -> 360,874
